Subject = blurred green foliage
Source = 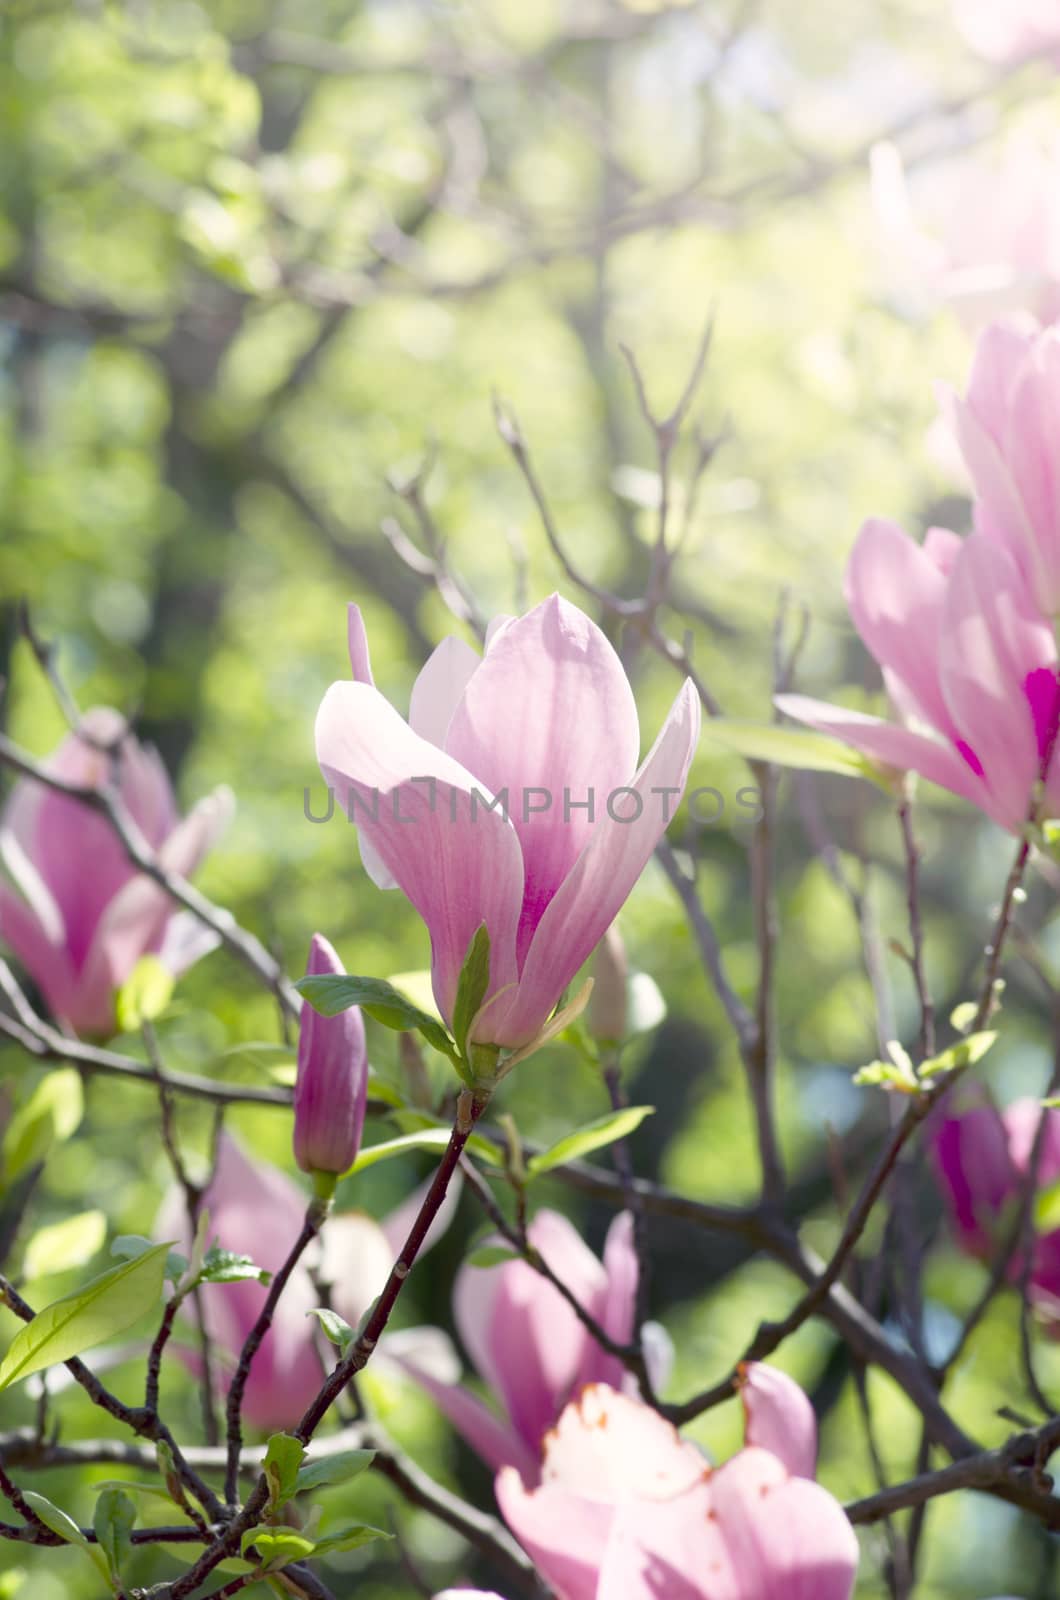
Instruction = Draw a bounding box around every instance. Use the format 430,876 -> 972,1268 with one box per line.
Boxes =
3,1 -> 1060,1595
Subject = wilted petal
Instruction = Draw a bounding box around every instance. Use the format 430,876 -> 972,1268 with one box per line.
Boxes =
445,595 -> 642,963
491,679 -> 699,1048
316,680 -> 524,1025
740,1363 -> 817,1480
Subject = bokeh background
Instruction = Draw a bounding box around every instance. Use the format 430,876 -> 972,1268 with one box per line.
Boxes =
2,1 -> 1060,1596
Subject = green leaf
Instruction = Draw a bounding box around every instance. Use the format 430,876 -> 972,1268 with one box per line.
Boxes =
93,1487 -> 136,1583
385,1110 -> 502,1168
526,1105 -> 655,1178
307,1307 -> 355,1358
240,1525 -> 316,1570
264,1434 -> 305,1510
199,1245 -> 270,1286
23,1211 -> 106,1281
918,1031 -> 997,1080
115,955 -> 174,1031
20,1492 -> 110,1582
311,1521 -> 392,1557
111,1234 -> 186,1285
0,1242 -> 171,1390
294,1448 -> 374,1496
465,1244 -> 522,1269
296,973 -> 458,1064
949,1001 -> 979,1035
94,1480 -> 181,1507
2,1069 -> 83,1185
1036,1177 -> 1060,1233
703,719 -> 890,784
347,1128 -> 454,1174
451,923 -> 491,1066
627,972 -> 666,1037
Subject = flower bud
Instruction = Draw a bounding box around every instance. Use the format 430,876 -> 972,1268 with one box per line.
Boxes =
293,934 -> 367,1178
588,924 -> 628,1043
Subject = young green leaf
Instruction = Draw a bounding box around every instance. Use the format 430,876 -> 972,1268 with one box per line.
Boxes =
465,1244 -> 522,1269
526,1105 -> 655,1178
20,1492 -> 111,1582
111,1235 -> 187,1284
240,1525 -> 315,1570
296,973 -> 458,1064
2,1069 -> 84,1185
918,1031 -> 997,1079
451,923 -> 491,1066
115,955 -> 174,1032
346,1128 -> 454,1174
23,1211 -> 106,1281
307,1307 -> 355,1358
310,1521 -> 392,1557
293,1448 -> 375,1496
199,1245 -> 271,1286
0,1242 -> 171,1390
263,1434 -> 305,1511
702,719 -> 890,784
93,1487 -> 136,1583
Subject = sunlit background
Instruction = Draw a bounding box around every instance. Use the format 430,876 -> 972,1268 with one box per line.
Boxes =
3,1 -> 1060,1595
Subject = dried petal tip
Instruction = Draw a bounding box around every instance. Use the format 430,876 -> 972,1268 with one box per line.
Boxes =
293,933 -> 368,1177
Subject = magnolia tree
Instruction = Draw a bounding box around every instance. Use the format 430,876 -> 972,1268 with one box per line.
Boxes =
9,6 -> 1060,1600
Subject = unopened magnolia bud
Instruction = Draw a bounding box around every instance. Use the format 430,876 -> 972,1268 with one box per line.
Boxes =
589,924 -> 628,1043
293,934 -> 368,1177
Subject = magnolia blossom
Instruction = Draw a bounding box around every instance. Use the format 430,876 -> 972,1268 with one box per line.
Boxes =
949,320 -> 1060,613
871,136 -> 1060,331
293,934 -> 368,1178
158,1135 -> 323,1433
315,595 -> 700,1050
931,1093 -> 1060,1317
158,1139 -> 461,1431
496,1373 -> 858,1600
400,1209 -> 668,1481
952,0 -> 1060,64
777,518 -> 1060,830
0,708 -> 231,1036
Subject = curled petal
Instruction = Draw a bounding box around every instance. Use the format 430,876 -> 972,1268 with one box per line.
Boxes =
740,1363 -> 817,1480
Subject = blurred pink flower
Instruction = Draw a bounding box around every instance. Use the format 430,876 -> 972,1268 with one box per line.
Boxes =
158,1134 -> 322,1434
293,934 -> 368,1178
952,0 -> 1060,64
931,1092 -> 1060,1316
496,1373 -> 858,1600
949,320 -> 1060,613
0,708 -> 232,1037
399,1209 -> 669,1482
871,137 -> 1060,331
777,518 -> 1060,830
316,595 -> 700,1049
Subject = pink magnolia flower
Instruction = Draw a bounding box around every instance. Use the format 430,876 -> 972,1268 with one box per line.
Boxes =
158,1134 -> 323,1433
776,519 -> 1060,831
870,137 -> 1060,331
952,0 -> 1060,64
931,1093 -> 1060,1317
0,708 -> 232,1037
400,1209 -> 668,1482
949,320 -> 1060,614
315,595 -> 700,1050
496,1372 -> 858,1600
293,934 -> 368,1178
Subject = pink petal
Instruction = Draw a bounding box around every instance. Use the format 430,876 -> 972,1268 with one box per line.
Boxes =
318,1211 -> 395,1332
580,1211 -> 638,1391
539,1385 -> 706,1500
315,680 -> 525,1025
740,1363 -> 817,1480
843,519 -> 956,738
929,1095 -> 1017,1256
491,678 -> 700,1048
1002,1097 -> 1060,1187
409,636 -> 482,748
347,603 -> 375,684
706,1448 -> 859,1600
398,1358 -> 537,1478
445,596 -> 642,966
155,912 -> 221,979
496,1467 -> 614,1600
1001,331 -> 1060,611
938,535 -> 1057,826
774,695 -> 996,817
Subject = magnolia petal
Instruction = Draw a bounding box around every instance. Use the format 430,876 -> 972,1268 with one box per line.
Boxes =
492,680 -> 700,1048
410,636 -> 482,748
495,1467 -> 613,1600
445,595 -> 642,965
400,1360 -> 537,1478
707,1447 -> 859,1600
315,680 -> 524,1023
347,603 -> 376,685
740,1363 -> 817,1480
